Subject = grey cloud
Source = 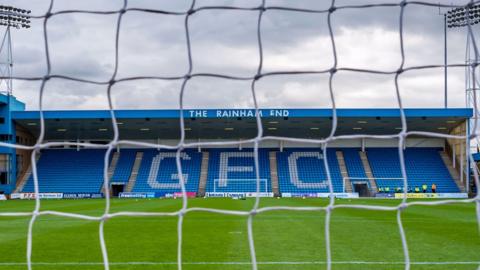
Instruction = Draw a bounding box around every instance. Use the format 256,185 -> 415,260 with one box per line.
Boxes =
52,54 -> 112,79
1,0 -> 477,111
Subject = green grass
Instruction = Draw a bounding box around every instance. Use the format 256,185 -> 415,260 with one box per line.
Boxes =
0,198 -> 478,270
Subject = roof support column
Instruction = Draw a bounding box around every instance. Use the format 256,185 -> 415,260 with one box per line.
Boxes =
460,145 -> 463,184
452,144 -> 456,168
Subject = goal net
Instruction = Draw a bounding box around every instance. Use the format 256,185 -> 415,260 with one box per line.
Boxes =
1,1 -> 480,270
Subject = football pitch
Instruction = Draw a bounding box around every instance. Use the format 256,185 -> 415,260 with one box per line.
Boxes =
0,198 -> 478,270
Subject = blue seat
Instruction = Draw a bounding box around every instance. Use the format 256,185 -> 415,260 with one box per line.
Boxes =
206,148 -> 271,193
133,149 -> 201,196
367,147 -> 459,193
111,149 -> 137,183
23,149 -> 107,193
21,147 -> 460,195
277,148 -> 343,193
342,148 -> 369,191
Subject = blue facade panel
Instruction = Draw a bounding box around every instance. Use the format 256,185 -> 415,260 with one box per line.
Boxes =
0,94 -> 25,194
11,108 -> 473,120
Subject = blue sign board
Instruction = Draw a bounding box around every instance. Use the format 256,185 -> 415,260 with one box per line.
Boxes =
12,108 -> 473,120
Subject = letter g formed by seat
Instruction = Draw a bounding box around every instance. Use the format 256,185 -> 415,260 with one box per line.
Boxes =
148,152 -> 190,189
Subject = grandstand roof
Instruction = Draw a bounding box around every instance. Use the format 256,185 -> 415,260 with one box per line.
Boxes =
12,108 -> 472,140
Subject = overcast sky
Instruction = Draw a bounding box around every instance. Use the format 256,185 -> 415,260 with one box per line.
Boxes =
0,0 -> 477,111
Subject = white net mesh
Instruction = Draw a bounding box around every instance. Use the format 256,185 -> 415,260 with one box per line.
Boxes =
0,1 -> 479,270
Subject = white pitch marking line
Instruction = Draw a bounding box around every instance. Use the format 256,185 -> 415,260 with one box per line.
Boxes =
0,261 -> 477,266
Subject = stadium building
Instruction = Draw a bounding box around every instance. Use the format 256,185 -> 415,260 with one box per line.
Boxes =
0,94 -> 473,199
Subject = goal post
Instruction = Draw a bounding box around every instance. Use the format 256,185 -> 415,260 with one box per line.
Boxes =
213,178 -> 269,193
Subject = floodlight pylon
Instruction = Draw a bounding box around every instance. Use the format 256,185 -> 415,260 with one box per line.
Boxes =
446,3 -> 480,186
0,5 -> 31,96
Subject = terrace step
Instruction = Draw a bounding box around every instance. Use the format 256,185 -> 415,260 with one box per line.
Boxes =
124,152 -> 144,192
438,151 -> 465,192
107,151 -> 120,181
336,151 -> 352,193
197,151 -> 209,197
359,151 -> 378,192
14,153 -> 41,193
101,151 -> 121,196
269,151 -> 280,197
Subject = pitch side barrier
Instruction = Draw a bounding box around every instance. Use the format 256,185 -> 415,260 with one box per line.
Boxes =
6,192 -> 467,200
9,193 -> 103,199
117,192 -> 197,198
281,193 -> 360,199
391,193 -> 467,199
205,192 -> 274,198
375,193 -> 468,199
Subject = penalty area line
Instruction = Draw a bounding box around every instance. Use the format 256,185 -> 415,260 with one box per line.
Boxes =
0,261 -> 478,266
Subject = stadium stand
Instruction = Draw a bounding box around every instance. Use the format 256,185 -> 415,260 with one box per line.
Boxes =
20,147 -> 461,195
111,149 -> 137,183
367,147 -> 460,193
206,149 -> 271,193
22,149 -> 107,193
276,148 -> 344,193
342,149 -> 367,179
133,149 -> 202,195
341,148 -> 369,191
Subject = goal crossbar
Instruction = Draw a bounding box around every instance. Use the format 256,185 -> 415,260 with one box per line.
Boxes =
213,178 -> 269,193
